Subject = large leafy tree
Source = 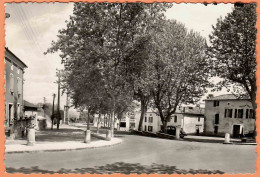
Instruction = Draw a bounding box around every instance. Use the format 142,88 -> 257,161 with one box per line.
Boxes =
150,19 -> 210,133
45,2 -> 169,136
124,4 -> 172,131
207,3 -> 257,115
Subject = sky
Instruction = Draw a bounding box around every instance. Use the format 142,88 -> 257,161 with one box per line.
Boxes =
4,2 -> 234,108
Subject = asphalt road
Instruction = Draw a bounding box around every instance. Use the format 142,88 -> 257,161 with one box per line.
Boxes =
5,135 -> 256,174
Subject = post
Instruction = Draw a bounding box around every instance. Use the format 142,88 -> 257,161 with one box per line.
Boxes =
224,133 -> 231,144
106,130 -> 112,141
176,126 -> 181,140
27,128 -> 35,146
64,92 -> 69,124
84,130 -> 91,143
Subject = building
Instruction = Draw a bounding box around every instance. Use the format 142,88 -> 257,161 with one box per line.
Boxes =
134,107 -> 204,134
4,47 -> 27,138
167,107 -> 204,134
204,94 -> 255,137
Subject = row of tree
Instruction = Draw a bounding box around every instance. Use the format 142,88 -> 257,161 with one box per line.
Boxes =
45,3 -> 257,136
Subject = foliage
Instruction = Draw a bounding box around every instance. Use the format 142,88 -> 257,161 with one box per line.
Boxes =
149,19 -> 210,132
207,3 -> 257,111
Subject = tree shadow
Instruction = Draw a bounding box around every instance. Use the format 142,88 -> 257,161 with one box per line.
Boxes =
6,162 -> 224,174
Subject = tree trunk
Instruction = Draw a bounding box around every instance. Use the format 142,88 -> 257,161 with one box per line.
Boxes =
162,120 -> 167,134
110,111 -> 115,137
51,119 -> 53,130
138,98 -> 148,131
87,110 -> 90,131
97,110 -> 101,134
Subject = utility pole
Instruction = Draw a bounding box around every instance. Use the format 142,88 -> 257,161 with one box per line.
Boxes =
51,94 -> 56,130
43,97 -> 46,118
56,70 -> 61,130
64,92 -> 69,125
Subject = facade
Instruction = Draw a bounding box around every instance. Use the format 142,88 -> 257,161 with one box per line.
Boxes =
116,112 -> 136,131
167,107 -> 204,134
4,48 -> 27,138
204,94 -> 255,137
134,107 -> 204,134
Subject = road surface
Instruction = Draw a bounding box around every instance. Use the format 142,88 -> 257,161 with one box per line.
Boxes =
5,134 -> 256,174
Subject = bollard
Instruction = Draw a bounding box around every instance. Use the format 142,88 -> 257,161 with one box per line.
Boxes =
84,130 -> 91,143
224,133 -> 231,144
106,130 -> 112,141
175,127 -> 181,139
27,128 -> 35,146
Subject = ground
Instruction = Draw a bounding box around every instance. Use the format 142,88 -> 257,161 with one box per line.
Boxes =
5,133 -> 256,174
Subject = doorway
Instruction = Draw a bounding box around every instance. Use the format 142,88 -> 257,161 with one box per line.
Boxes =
233,125 -> 241,138
8,104 -> 13,127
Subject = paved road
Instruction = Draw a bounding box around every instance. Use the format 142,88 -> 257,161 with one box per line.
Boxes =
5,135 -> 256,174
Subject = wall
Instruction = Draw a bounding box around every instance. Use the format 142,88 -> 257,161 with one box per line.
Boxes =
205,99 -> 255,136
4,55 -> 25,133
183,115 -> 204,134
142,112 -> 161,133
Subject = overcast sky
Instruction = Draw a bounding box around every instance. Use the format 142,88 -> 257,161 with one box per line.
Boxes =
5,2 -> 234,108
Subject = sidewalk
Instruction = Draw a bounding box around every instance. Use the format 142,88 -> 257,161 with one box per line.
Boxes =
183,135 -> 257,145
5,124 -> 123,153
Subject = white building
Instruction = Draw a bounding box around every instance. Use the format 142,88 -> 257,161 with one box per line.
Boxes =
134,107 -> 204,134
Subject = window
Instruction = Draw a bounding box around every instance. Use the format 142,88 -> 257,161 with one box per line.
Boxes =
237,109 -> 243,118
174,115 -> 177,123
144,117 -> 147,122
250,109 -> 254,119
198,117 -> 201,122
215,114 -> 219,124
214,101 -> 219,107
10,73 -> 14,93
235,109 -> 243,118
148,126 -> 153,132
225,109 -> 233,118
120,122 -> 126,127
144,125 -> 147,131
246,109 -> 254,119
148,117 -> 153,123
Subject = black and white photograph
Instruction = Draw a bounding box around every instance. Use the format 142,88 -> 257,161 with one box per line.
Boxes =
3,2 -> 257,174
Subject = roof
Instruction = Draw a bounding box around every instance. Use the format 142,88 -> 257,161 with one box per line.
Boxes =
5,47 -> 27,68
24,100 -> 38,109
176,107 -> 205,115
205,94 -> 250,101
145,107 -> 204,115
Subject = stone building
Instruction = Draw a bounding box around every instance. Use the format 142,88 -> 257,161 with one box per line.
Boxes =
4,47 -> 27,138
204,94 -> 255,137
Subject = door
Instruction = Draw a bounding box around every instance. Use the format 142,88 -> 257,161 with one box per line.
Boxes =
8,104 -> 13,127
214,126 -> 218,134
233,125 -> 241,138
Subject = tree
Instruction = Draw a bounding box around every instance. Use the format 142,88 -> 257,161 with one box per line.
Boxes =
149,19 -> 210,133
124,4 -> 172,131
207,3 -> 257,117
45,3 -> 171,136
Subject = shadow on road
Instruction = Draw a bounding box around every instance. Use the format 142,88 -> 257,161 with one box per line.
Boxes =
6,162 -> 224,174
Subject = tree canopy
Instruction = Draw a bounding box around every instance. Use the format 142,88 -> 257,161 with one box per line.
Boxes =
207,3 -> 257,112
